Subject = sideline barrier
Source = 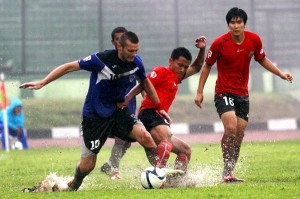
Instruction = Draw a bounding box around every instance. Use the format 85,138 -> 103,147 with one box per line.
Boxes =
26,118 -> 300,139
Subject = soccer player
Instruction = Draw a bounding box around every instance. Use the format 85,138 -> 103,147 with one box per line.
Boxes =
124,36 -> 206,172
194,7 -> 293,182
19,31 -> 171,191
99,27 -> 137,180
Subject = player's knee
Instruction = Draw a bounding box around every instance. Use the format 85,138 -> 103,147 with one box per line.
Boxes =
139,131 -> 156,148
185,145 -> 192,155
224,125 -> 237,135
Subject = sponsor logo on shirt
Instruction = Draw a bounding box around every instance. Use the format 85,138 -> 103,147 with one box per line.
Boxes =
150,71 -> 157,78
83,55 -> 91,62
260,49 -> 264,54
112,65 -> 118,69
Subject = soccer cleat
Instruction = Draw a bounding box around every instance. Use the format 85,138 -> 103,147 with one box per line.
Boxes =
110,171 -> 121,180
164,169 -> 186,188
161,168 -> 185,176
222,172 -> 244,183
100,162 -> 112,175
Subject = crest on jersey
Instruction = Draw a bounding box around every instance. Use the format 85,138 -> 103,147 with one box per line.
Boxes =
150,71 -> 157,79
207,50 -> 212,58
129,75 -> 136,82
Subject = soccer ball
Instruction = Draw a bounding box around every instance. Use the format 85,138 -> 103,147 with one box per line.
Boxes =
140,167 -> 166,189
12,141 -> 23,150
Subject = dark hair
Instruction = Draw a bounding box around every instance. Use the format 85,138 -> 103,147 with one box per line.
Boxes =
118,31 -> 139,47
111,27 -> 128,41
171,47 -> 192,61
226,7 -> 248,25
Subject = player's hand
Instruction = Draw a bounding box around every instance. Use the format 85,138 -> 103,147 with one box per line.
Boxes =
19,82 -> 44,90
116,102 -> 127,109
280,72 -> 293,83
158,110 -> 172,124
194,93 -> 204,109
195,36 -> 206,49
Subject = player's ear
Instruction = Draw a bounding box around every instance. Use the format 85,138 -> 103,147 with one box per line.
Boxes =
168,58 -> 173,66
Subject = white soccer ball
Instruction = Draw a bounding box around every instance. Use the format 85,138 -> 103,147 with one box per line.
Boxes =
13,141 -> 23,150
140,167 -> 166,189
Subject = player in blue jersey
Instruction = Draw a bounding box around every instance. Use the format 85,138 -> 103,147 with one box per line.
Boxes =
100,27 -> 137,180
19,31 -> 171,191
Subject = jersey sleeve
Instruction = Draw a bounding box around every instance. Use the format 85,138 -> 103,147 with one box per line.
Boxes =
205,39 -> 220,66
147,66 -> 165,86
253,34 -> 266,61
78,53 -> 106,72
134,55 -> 147,81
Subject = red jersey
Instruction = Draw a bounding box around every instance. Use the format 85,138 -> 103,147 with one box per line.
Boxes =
206,30 -> 265,96
139,66 -> 183,113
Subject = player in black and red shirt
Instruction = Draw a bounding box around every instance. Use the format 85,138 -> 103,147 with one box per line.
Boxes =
125,36 -> 206,173
194,7 -> 293,182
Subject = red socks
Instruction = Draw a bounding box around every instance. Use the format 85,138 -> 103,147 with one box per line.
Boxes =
175,153 -> 191,171
155,140 -> 173,168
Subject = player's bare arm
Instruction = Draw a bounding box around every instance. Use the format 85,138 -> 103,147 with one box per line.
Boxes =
121,84 -> 144,108
141,78 -> 172,123
194,62 -> 212,109
19,61 -> 80,90
258,57 -> 293,83
184,36 -> 207,79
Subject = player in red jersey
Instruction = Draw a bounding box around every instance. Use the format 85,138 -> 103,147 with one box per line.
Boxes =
125,36 -> 206,172
194,7 -> 293,182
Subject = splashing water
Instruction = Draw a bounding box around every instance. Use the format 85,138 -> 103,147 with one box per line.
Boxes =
22,173 -> 73,192
165,163 -> 223,188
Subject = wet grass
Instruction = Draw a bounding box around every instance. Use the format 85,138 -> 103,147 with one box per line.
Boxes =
0,140 -> 299,198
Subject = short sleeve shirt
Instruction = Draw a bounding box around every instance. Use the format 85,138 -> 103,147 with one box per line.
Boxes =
78,50 -> 146,118
206,31 -> 265,96
139,66 -> 182,113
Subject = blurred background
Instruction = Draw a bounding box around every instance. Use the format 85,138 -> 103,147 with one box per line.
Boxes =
0,0 -> 299,131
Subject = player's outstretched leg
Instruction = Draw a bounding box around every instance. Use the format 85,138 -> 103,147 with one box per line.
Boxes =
221,134 -> 244,182
155,140 -> 172,168
171,136 -> 191,172
68,156 -> 96,191
174,152 -> 191,172
129,124 -> 160,166
68,165 -> 89,191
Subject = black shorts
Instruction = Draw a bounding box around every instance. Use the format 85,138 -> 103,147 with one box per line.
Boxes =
214,92 -> 249,121
81,107 -> 138,154
138,108 -> 170,132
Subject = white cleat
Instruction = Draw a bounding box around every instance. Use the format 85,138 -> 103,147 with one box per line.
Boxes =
161,168 -> 184,176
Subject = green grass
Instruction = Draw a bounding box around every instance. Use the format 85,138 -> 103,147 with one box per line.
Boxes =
0,140 -> 299,198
